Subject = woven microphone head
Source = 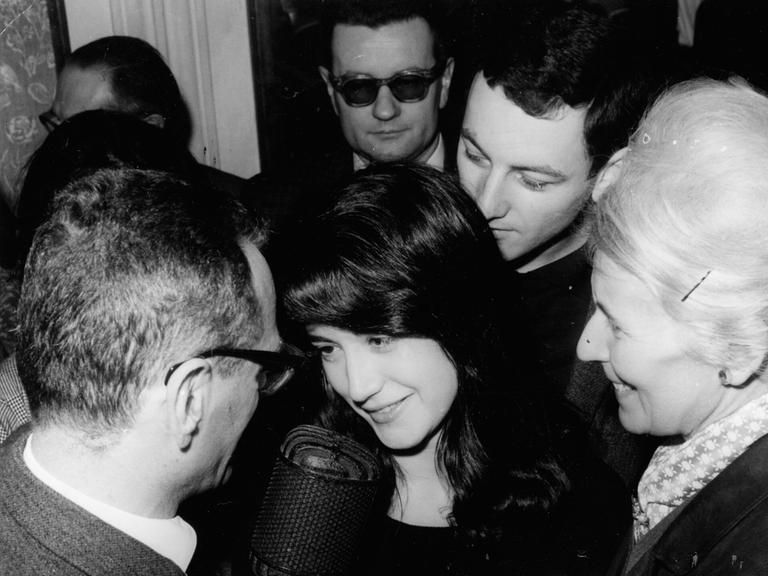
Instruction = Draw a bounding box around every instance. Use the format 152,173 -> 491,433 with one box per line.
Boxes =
250,425 -> 381,576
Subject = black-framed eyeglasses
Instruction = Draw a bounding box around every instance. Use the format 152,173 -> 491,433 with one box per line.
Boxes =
39,109 -> 63,133
164,343 -> 308,395
329,62 -> 445,108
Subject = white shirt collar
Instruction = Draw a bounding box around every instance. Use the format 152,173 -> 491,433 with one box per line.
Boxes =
353,133 -> 445,172
23,435 -> 197,572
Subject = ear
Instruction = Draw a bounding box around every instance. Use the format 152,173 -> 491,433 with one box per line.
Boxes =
592,146 -> 629,202
724,351 -> 768,389
165,358 -> 212,451
143,113 -> 166,129
318,65 -> 339,116
438,57 -> 455,110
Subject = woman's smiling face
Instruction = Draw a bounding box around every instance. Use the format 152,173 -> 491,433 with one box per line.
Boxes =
307,325 -> 458,451
577,255 -> 727,438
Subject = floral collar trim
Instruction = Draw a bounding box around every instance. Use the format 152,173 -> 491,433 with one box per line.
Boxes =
633,392 -> 768,543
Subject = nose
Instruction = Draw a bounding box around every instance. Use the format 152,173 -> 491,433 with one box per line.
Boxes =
344,349 -> 384,404
371,85 -> 400,121
577,311 -> 610,362
472,167 -> 507,220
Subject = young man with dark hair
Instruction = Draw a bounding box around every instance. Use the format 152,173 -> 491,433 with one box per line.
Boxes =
457,1 -> 658,488
0,169 -> 299,575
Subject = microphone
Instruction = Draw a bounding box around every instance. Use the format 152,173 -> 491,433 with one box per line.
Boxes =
250,424 -> 381,576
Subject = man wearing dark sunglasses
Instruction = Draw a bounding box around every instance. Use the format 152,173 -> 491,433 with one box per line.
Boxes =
318,0 -> 454,171
0,168 -> 301,575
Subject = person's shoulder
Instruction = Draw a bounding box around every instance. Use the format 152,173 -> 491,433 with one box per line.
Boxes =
198,164 -> 250,198
0,355 -> 31,445
540,403 -> 633,574
641,433 -> 768,574
247,153 -> 353,231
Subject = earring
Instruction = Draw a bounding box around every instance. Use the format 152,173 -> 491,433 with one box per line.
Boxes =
718,368 -> 730,387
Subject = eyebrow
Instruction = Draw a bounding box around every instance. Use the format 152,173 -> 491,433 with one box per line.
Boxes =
307,333 -> 334,344
460,128 -> 568,180
334,62 -> 439,80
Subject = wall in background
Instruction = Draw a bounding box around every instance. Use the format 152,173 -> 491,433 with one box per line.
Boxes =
0,0 -> 58,209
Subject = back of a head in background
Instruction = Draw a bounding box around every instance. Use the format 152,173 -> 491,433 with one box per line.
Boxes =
48,35 -> 191,145
17,167 -> 266,432
17,110 -> 199,269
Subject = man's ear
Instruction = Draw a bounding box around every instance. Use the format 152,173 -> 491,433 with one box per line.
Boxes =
592,146 -> 629,202
143,113 -> 166,129
318,65 -> 339,116
438,57 -> 455,109
165,358 -> 212,451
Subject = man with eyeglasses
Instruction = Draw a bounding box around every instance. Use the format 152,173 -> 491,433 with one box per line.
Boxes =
318,0 -> 454,171
0,168 -> 304,575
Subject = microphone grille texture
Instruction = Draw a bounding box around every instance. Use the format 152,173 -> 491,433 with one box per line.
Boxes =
250,424 -> 381,576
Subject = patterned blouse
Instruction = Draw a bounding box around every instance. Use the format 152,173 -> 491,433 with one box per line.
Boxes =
633,392 -> 768,542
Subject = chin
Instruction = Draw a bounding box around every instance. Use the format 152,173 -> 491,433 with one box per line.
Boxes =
378,426 -> 439,455
370,151 -> 412,164
496,239 -> 528,263
617,411 -> 650,436
379,436 -> 422,452
374,428 -> 424,451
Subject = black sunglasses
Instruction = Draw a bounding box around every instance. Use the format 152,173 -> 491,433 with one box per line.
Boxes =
164,343 -> 308,395
330,62 -> 445,107
39,109 -> 63,133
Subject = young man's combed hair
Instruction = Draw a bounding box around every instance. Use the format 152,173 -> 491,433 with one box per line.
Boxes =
477,0 -> 655,176
319,0 -> 446,67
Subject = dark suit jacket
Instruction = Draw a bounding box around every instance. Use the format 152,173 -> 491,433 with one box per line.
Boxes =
611,432 -> 768,575
0,427 -> 184,576
245,131 -> 457,236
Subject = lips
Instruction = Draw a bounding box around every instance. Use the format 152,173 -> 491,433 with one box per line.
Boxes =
611,380 -> 636,398
371,129 -> 406,138
489,225 -> 518,237
364,396 -> 409,424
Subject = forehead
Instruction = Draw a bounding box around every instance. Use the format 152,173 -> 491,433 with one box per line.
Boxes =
464,74 -> 590,173
592,255 -> 660,319
331,17 -> 435,76
307,324 -> 353,339
54,65 -> 114,120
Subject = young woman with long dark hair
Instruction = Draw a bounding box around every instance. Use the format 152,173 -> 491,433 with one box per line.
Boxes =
283,163 -> 628,575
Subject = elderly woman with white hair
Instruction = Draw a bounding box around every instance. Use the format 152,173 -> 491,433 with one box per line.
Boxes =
578,78 -> 768,575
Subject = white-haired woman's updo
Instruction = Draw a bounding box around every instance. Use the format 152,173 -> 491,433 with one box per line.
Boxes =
593,78 -> 768,372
